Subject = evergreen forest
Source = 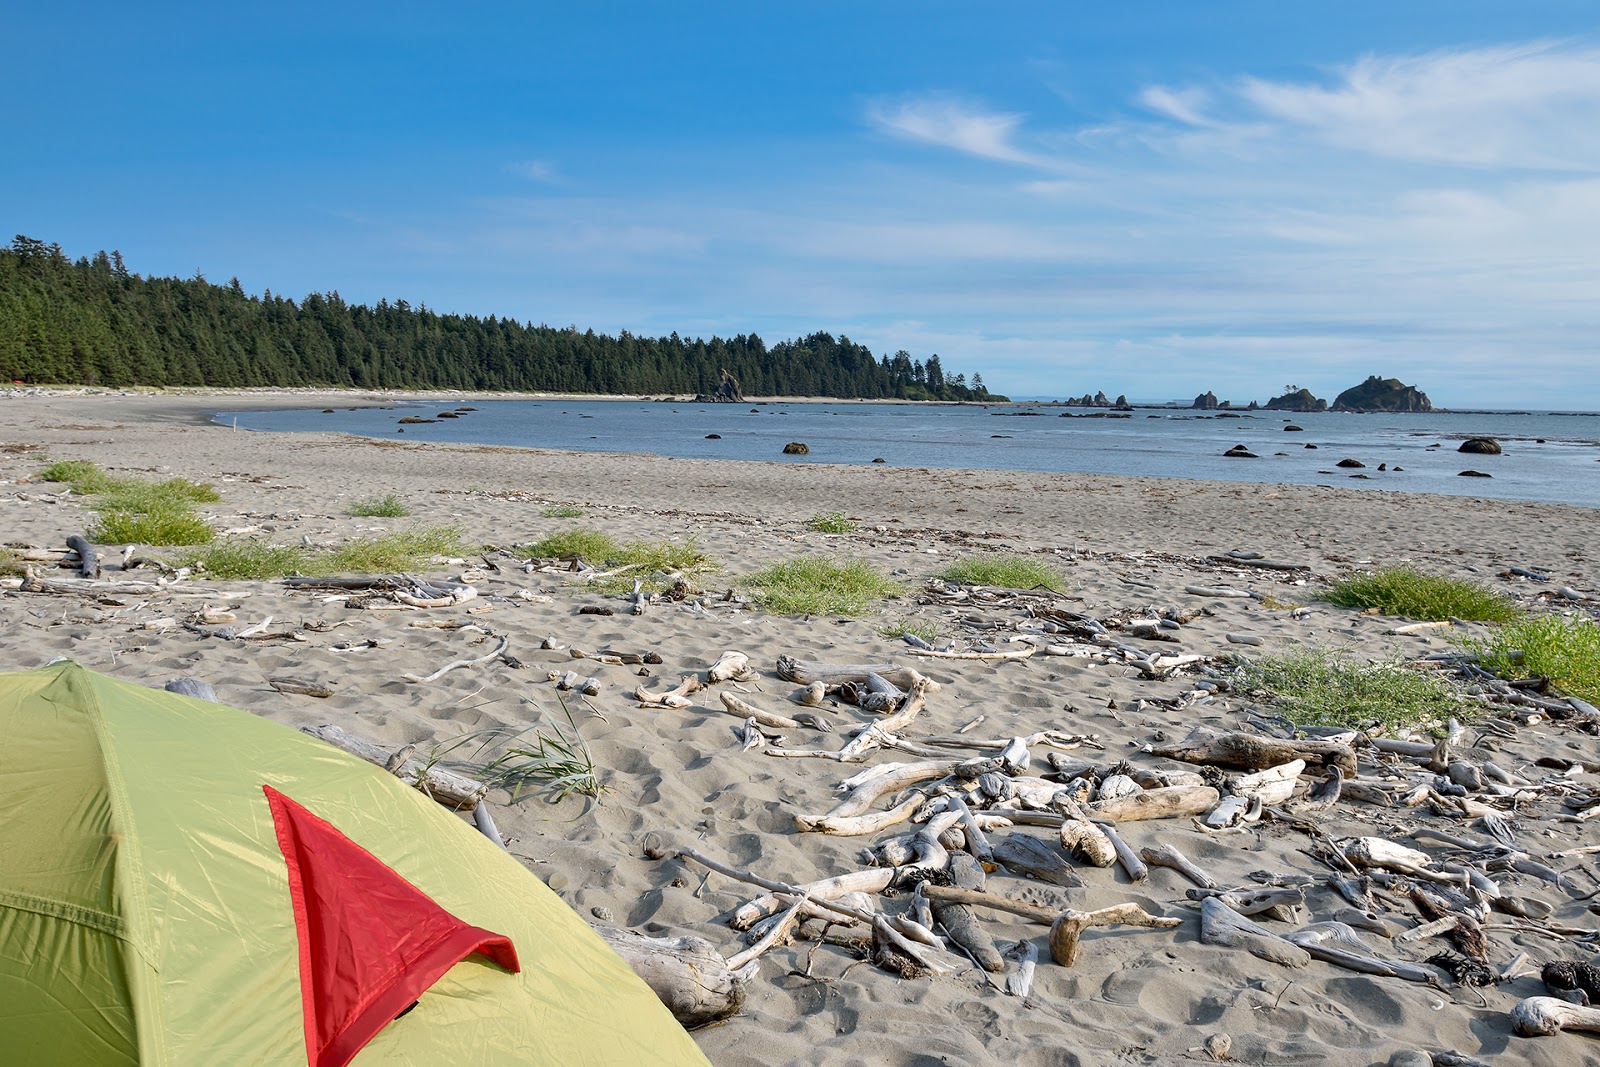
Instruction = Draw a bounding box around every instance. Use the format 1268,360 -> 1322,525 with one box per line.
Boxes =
0,236 -> 1001,401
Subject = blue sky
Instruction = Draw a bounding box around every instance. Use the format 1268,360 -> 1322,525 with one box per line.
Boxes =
6,2 -> 1599,408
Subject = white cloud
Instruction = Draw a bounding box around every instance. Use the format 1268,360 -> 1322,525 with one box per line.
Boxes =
1236,42 -> 1600,170
866,95 -> 1042,166
1137,85 -> 1216,128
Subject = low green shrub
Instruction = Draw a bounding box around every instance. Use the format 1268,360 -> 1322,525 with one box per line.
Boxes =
347,493 -> 411,518
1237,648 -> 1465,731
518,528 -> 620,563
747,556 -> 901,617
1464,615 -> 1600,704
877,616 -> 947,644
182,538 -> 312,580
540,505 -> 586,518
938,552 -> 1068,593
1324,566 -> 1516,622
807,510 -> 858,533
90,507 -> 215,547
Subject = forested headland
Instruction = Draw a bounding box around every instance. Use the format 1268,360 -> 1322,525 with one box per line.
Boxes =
0,236 -> 1001,401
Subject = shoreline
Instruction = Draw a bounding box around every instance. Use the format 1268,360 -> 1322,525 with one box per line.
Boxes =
3,392 -> 1597,1066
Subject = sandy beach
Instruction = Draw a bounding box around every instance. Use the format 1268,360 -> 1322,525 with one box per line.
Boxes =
4,390 -> 1599,1067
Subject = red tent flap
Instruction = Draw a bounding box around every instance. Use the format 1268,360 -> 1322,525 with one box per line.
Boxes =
264,786 -> 519,1067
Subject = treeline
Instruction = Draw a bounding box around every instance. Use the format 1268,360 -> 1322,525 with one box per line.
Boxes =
0,236 -> 1000,401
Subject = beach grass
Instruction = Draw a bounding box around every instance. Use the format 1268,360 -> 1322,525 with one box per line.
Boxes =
807,510 -> 858,533
40,458 -> 219,546
91,506 -> 217,547
518,527 -> 714,592
747,555 -> 902,617
0,548 -> 24,577
181,524 -> 465,579
441,705 -> 604,803
1324,566 -> 1516,622
540,504 -> 586,518
1238,648 -> 1466,731
347,492 -> 411,517
937,552 -> 1069,593
1463,614 -> 1600,704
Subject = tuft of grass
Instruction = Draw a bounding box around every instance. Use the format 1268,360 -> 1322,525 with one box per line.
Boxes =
37,459 -> 118,494
878,616 -> 947,644
1463,615 -> 1600,705
99,478 -> 221,512
1237,648 -> 1466,731
937,552 -> 1069,593
807,510 -> 858,534
0,548 -> 25,577
518,527 -> 620,563
181,538 -> 312,580
441,704 -> 604,803
1324,566 -> 1516,623
540,504 -> 586,518
180,524 -> 464,579
347,492 -> 411,518
90,507 -> 215,547
747,556 -> 902,617
319,525 -> 466,573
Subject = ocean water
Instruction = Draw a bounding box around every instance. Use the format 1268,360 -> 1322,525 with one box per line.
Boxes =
223,400 -> 1600,510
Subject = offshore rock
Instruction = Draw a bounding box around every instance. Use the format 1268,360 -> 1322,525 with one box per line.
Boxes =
1458,438 -> 1502,455
1332,375 -> 1432,412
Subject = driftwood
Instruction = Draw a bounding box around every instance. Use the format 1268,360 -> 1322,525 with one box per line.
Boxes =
1149,727 -> 1357,776
1093,820 -> 1147,882
1141,842 -> 1216,888
918,885 -> 1178,967
1058,800 -> 1116,867
1284,925 -> 1443,985
932,853 -> 1005,972
1187,886 -> 1304,917
1198,897 -> 1311,967
1511,997 -> 1600,1037
66,534 -> 99,579
597,927 -> 745,1028
1087,785 -> 1221,822
719,691 -> 804,730
706,650 -> 755,683
732,868 -> 893,930
776,655 -> 939,692
164,676 -> 219,703
403,633 -> 510,684
992,833 -> 1084,888
300,723 -> 487,809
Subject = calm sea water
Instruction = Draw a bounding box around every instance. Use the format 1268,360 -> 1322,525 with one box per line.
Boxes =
224,400 -> 1600,509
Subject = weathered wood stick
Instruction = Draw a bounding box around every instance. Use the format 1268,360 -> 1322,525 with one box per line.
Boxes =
873,915 -> 958,976
718,691 -> 803,730
920,884 -> 1058,925
299,723 -> 487,809
1283,927 -> 1443,985
991,833 -> 1084,888
706,650 -> 755,683
402,633 -> 510,684
724,897 -> 805,971
732,869 -> 894,929
636,674 -> 702,708
776,655 -> 940,692
1149,727 -> 1357,776
1197,896 -> 1311,967
1049,903 -> 1182,967
817,761 -> 962,824
933,853 -> 1005,972
1059,800 -> 1116,867
1094,821 -> 1148,882
793,792 -> 924,836
1087,785 -> 1221,822
597,926 -> 745,1028
677,848 -> 877,924
1511,997 -> 1600,1037
906,646 -> 1036,662
66,534 -> 99,579
1229,759 -> 1305,805
1186,886 -> 1304,916
1140,842 -> 1216,888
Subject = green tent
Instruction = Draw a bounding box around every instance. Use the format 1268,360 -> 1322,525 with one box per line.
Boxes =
0,661 -> 711,1066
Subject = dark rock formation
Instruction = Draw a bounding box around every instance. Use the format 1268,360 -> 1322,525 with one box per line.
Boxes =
1459,470 -> 1492,478
1284,425 -> 1304,432
1064,390 -> 1133,410
1332,376 -> 1432,412
1336,458 -> 1366,468
1223,445 -> 1259,458
1458,438 -> 1502,455
1193,391 -> 1220,410
782,442 -> 809,455
696,369 -> 745,404
1264,388 -> 1329,412
705,434 -> 721,439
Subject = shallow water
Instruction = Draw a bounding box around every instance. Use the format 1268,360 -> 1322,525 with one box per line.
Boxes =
225,400 -> 1600,509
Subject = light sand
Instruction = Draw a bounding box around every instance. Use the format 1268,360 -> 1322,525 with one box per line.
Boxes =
3,390 -> 1598,1066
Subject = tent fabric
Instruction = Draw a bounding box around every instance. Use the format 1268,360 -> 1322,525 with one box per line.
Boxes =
265,785 -> 520,1067
0,662 -> 712,1066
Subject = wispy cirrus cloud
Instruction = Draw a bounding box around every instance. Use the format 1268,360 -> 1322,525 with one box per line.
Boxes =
866,94 -> 1044,166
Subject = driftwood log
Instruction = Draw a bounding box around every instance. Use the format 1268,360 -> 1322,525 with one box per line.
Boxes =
1511,996 -> 1600,1037
918,885 -> 1178,966
597,926 -> 745,1028
1149,727 -> 1358,776
776,655 -> 939,693
300,723 -> 487,809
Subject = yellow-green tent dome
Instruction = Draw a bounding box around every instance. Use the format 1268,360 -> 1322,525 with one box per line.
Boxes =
0,662 -> 710,1066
